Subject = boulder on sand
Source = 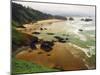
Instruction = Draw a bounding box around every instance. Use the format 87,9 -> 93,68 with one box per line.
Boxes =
31,36 -> 39,44
32,32 -> 40,34
30,36 -> 38,50
30,43 -> 37,50
40,41 -> 54,52
40,28 -> 43,30
54,36 -> 66,43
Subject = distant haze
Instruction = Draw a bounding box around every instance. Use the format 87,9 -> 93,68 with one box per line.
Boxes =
13,1 -> 95,17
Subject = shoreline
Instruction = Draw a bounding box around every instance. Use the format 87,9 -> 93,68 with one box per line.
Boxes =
16,19 -> 65,35
14,18 -> 95,70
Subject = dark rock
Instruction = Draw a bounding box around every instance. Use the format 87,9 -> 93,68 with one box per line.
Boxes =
54,36 -> 66,43
32,32 -> 40,34
84,18 -> 92,22
54,36 -> 64,41
79,29 -> 83,31
30,36 -> 38,49
30,43 -> 37,50
40,28 -> 43,30
47,54 -> 51,56
58,40 -> 66,43
31,36 -> 39,44
40,41 -> 54,52
47,33 -> 54,35
54,36 -> 63,40
69,17 -> 74,21
66,38 -> 69,40
52,40 -> 57,42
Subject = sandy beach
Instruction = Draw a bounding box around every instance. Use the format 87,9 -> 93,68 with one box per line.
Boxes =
15,18 -> 95,70
16,42 -> 88,70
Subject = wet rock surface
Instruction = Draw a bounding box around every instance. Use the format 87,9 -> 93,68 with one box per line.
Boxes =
69,17 -> 74,21
79,29 -> 83,32
40,41 -> 54,52
81,18 -> 93,22
46,33 -> 55,35
54,36 -> 67,43
32,32 -> 40,34
30,36 -> 39,50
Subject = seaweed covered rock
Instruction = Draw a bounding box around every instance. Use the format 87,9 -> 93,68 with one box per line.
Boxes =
54,36 -> 66,43
47,33 -> 54,35
54,36 -> 63,40
40,41 -> 54,52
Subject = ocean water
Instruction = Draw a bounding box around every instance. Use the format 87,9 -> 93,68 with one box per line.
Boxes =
33,17 -> 96,57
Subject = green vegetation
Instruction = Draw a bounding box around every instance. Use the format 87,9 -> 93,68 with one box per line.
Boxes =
12,22 -> 33,52
12,58 -> 59,74
12,2 -> 53,27
12,2 -> 66,27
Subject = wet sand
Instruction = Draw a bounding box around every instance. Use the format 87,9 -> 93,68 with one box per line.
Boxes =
16,42 -> 88,70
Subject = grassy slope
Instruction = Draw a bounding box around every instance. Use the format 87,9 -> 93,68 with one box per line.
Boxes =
12,58 -> 59,74
12,25 -> 32,52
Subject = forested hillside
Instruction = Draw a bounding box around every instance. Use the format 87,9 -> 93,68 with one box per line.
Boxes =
12,2 -> 53,27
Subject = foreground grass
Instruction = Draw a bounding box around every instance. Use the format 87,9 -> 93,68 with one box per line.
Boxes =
12,58 -> 59,75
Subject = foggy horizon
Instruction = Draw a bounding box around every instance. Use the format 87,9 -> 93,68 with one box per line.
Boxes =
12,1 -> 95,17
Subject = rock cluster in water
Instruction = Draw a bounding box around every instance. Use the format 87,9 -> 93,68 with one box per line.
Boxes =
81,18 -> 93,22
69,17 -> 74,21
